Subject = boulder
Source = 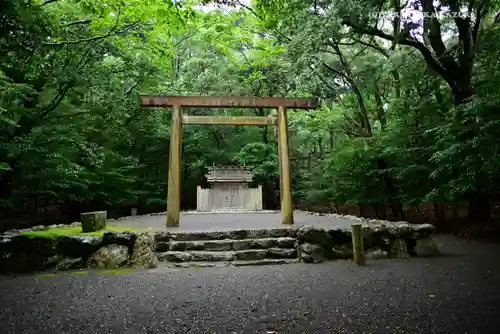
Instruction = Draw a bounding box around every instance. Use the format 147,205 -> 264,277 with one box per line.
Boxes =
365,249 -> 389,260
102,232 -> 137,253
389,239 -> 410,259
80,211 -> 107,232
298,243 -> 325,263
57,235 -> 103,259
0,235 -> 14,254
331,243 -> 354,259
296,227 -> 332,245
327,229 -> 352,245
130,233 -> 159,269
56,257 -> 84,271
412,224 -> 436,238
386,222 -> 414,237
414,237 -> 439,256
88,244 -> 129,269
0,236 -> 57,273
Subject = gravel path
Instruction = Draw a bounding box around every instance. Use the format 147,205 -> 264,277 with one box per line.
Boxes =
112,211 -> 358,232
1,235 -> 500,333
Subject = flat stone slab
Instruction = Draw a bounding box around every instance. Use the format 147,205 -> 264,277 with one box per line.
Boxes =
157,248 -> 298,262
162,258 -> 300,268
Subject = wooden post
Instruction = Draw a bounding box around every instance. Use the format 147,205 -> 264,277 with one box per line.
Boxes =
351,224 -> 365,265
277,106 -> 293,225
166,104 -> 182,227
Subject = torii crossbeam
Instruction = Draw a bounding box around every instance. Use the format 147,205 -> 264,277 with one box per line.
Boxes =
140,95 -> 319,227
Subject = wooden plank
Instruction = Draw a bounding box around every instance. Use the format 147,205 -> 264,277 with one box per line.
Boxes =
166,104 -> 182,227
182,115 -> 277,125
140,95 -> 318,109
277,106 -> 293,225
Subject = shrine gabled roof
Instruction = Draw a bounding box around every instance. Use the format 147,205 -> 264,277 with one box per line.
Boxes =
205,165 -> 254,183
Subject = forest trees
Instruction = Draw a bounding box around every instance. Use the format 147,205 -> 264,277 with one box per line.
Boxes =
252,0 -> 500,220
1,0 -> 500,228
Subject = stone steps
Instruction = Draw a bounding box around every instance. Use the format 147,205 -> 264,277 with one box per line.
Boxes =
157,248 -> 297,262
154,230 -> 299,266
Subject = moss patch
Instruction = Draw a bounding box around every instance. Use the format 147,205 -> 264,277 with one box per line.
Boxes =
70,271 -> 89,275
20,225 -> 157,238
39,273 -> 56,278
98,268 -> 136,275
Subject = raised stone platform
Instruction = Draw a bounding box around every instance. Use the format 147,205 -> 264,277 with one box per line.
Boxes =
0,212 -> 438,273
109,210 -> 364,232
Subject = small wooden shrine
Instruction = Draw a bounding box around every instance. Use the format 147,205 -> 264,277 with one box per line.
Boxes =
196,165 -> 263,212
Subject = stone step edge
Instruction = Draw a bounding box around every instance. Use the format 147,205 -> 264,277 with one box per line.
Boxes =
167,237 -> 297,244
161,237 -> 297,251
156,229 -> 297,242
157,249 -> 297,262
161,258 -> 299,268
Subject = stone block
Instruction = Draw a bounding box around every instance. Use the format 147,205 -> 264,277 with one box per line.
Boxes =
275,237 -> 297,248
267,248 -> 297,259
365,249 -> 389,260
157,251 -> 193,262
298,243 -> 325,263
389,239 -> 410,259
191,251 -> 234,261
80,211 -> 107,232
250,238 -> 276,249
155,241 -> 170,252
190,240 -> 233,251
234,250 -> 267,261
414,237 -> 439,256
232,240 -> 252,251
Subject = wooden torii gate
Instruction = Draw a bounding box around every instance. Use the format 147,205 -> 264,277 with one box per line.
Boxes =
140,95 -> 319,227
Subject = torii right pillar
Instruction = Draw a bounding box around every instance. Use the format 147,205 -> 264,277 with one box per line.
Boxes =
277,105 -> 293,225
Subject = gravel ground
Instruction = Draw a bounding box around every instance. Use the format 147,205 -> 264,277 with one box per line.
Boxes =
1,235 -> 500,333
112,211 -> 358,232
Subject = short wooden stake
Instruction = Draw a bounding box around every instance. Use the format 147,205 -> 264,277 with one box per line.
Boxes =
351,223 -> 365,265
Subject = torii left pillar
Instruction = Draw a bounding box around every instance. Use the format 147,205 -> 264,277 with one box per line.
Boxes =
166,104 -> 182,227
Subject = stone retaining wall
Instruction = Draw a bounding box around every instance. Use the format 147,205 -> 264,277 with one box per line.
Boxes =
0,229 -> 159,274
0,217 -> 438,274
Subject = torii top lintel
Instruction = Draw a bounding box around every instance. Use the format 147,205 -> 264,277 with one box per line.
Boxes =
140,95 -> 319,109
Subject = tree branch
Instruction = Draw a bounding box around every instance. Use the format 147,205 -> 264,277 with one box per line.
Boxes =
342,19 -> 456,91
60,19 -> 92,28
